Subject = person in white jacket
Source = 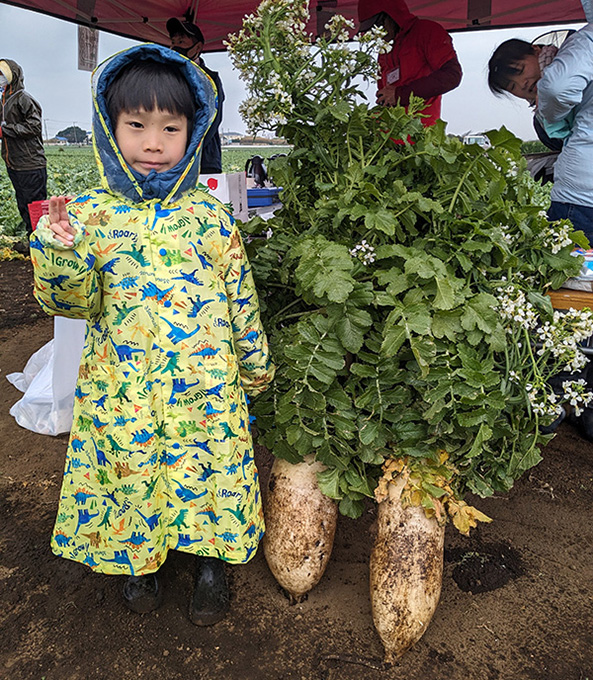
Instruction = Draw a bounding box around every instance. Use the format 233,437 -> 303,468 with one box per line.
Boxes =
537,23 -> 593,242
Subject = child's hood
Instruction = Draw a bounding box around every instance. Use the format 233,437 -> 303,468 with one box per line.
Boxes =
92,43 -> 217,204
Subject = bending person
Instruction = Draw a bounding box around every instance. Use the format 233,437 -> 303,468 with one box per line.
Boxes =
357,0 -> 462,127
537,25 -> 593,238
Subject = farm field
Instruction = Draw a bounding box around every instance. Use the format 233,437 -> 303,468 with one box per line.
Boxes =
0,257 -> 592,679
0,145 -> 288,237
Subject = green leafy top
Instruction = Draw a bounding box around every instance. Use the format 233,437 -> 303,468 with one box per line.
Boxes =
227,0 -> 593,523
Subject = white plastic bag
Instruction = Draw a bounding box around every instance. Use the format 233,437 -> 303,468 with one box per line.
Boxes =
7,317 -> 86,436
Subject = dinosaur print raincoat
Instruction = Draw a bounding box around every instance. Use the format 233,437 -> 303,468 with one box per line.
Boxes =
30,44 -> 275,575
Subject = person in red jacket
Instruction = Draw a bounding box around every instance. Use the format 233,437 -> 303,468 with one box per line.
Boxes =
358,0 -> 462,126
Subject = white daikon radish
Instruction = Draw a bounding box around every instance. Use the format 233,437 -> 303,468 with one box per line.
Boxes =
263,455 -> 338,603
370,478 -> 445,663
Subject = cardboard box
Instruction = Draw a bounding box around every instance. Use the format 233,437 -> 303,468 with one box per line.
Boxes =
198,172 -> 248,223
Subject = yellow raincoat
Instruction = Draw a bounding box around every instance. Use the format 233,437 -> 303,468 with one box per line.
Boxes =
30,44 -> 274,575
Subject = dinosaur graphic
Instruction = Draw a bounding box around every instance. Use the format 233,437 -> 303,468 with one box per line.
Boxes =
120,243 -> 149,266
136,509 -> 162,531
196,253 -> 213,270
172,479 -> 208,503
236,263 -> 250,296
100,256 -> 120,274
241,346 -> 262,361
109,275 -> 139,290
70,436 -> 85,453
161,350 -> 181,375
205,402 -> 225,418
187,294 -> 215,317
114,382 -> 132,403
195,461 -> 220,482
83,554 -> 100,568
92,438 -> 110,466
224,505 -> 247,525
53,531 -> 72,547
188,439 -> 213,455
106,434 -> 126,453
120,532 -> 149,550
189,343 -> 220,358
72,489 -> 97,505
239,329 -> 259,344
112,302 -> 142,326
172,268 -> 204,287
140,281 -> 174,305
197,506 -> 222,525
50,292 -> 86,312
168,378 -> 200,405
82,531 -> 102,548
235,294 -> 254,312
169,509 -> 190,530
39,274 -> 69,290
109,337 -> 146,361
131,428 -> 155,447
113,415 -> 136,427
74,508 -> 100,535
219,422 -> 239,439
92,394 -> 108,411
103,550 -> 134,574
175,534 -> 204,548
160,317 -> 201,345
97,507 -> 113,529
160,450 -> 186,467
205,382 -> 225,399
241,451 -> 255,479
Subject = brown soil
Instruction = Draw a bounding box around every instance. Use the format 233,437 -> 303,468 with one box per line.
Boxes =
1,259 -> 592,680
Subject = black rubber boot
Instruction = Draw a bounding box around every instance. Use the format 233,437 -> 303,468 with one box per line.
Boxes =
578,406 -> 593,442
122,573 -> 163,614
189,556 -> 230,626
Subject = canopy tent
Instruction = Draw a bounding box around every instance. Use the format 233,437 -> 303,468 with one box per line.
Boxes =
0,0 -> 588,52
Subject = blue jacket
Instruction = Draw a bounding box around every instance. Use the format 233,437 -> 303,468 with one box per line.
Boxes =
538,24 -> 593,208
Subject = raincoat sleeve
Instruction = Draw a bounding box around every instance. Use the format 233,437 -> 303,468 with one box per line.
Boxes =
30,214 -> 102,320
537,29 -> 593,124
223,219 -> 275,396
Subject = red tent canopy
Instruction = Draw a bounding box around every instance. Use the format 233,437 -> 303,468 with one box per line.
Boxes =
0,0 -> 587,51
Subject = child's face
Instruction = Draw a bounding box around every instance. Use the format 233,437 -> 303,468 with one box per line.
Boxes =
115,107 -> 189,176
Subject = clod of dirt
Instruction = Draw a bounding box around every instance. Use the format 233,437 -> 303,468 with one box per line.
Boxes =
445,541 -> 524,594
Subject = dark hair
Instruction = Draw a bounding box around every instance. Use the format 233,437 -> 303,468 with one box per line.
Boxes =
106,58 -> 196,138
488,39 -> 536,96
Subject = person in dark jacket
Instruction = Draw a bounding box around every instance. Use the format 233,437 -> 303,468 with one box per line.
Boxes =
0,59 -> 47,235
357,0 -> 462,127
167,17 -> 224,174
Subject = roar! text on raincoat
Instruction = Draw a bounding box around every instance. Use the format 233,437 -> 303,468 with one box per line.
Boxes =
30,44 -> 275,575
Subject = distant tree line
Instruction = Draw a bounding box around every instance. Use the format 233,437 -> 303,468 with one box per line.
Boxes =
55,126 -> 88,143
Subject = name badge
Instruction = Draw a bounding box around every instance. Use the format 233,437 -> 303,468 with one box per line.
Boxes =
386,67 -> 400,85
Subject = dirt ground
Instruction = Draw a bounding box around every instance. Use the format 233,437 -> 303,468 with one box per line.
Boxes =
0,259 -> 592,680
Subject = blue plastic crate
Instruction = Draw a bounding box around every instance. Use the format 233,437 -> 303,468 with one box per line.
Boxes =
247,187 -> 282,207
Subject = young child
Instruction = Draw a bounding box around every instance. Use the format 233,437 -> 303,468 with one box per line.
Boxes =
30,44 -> 275,624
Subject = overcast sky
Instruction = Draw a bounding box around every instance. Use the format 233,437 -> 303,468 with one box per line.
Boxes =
0,3 -> 585,141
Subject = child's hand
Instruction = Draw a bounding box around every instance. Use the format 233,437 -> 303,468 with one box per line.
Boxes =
48,196 -> 76,247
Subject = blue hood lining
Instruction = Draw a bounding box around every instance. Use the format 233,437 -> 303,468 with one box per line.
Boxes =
92,43 -> 217,203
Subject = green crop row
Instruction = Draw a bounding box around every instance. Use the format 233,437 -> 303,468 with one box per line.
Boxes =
0,145 -> 289,237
